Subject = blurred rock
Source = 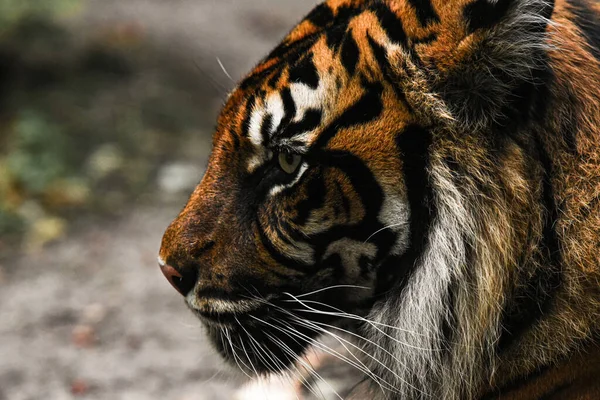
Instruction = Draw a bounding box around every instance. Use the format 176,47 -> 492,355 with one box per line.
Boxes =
126,334 -> 142,350
71,324 -> 95,348
87,143 -> 124,180
70,378 -> 90,396
157,162 -> 202,195
81,303 -> 107,325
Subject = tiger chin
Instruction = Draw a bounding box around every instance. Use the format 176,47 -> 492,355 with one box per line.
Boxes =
158,0 -> 600,398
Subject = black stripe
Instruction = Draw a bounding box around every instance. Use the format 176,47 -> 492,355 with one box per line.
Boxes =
240,95 -> 257,138
289,53 -> 320,89
304,150 -> 396,269
407,0 -> 440,26
312,80 -> 384,149
325,6 -> 363,51
463,0 -> 514,33
267,67 -> 284,88
256,219 -> 313,274
367,34 -> 414,112
275,88 -> 297,136
293,170 -> 327,226
259,114 -> 273,144
333,181 -> 351,220
277,109 -> 322,140
479,364 -> 553,399
305,3 -> 335,28
266,34 -> 318,65
566,0 -> 600,61
340,29 -> 360,76
228,127 -> 240,151
377,125 -> 436,293
326,25 -> 347,51
240,34 -> 319,90
370,3 -> 408,46
538,382 -> 574,400
496,133 -> 563,352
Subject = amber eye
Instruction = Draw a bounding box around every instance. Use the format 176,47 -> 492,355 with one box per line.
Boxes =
278,152 -> 302,174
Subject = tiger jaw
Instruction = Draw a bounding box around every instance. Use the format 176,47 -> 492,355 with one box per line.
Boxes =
196,288 -> 370,375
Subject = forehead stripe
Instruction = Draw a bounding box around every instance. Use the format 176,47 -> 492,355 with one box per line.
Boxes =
313,80 -> 384,149
407,0 -> 440,26
341,28 -> 360,76
289,53 -> 320,89
366,34 -> 414,112
370,3 -> 408,46
277,109 -> 322,140
240,94 -> 257,138
260,114 -> 273,144
273,88 -> 297,137
305,3 -> 334,28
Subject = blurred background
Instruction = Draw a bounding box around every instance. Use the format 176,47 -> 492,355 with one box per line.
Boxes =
0,1 -> 325,399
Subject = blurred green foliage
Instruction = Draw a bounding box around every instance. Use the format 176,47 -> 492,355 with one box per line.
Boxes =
0,0 -> 81,28
7,111 -> 71,194
0,0 -> 216,252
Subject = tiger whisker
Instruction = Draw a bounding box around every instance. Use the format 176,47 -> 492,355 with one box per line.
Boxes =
263,331 -> 332,400
247,292 -> 443,352
297,316 -> 411,369
216,57 -> 234,82
285,317 -> 393,398
223,327 -> 253,380
287,316 -> 430,398
234,317 -> 260,379
278,320 -> 400,397
249,336 -> 309,400
283,293 -> 437,342
252,314 -> 399,395
250,314 -> 338,400
268,300 -> 410,369
363,222 -> 408,243
241,319 -> 313,400
285,296 -> 486,351
294,284 -> 371,298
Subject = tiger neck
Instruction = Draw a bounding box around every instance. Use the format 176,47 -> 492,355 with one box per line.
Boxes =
484,0 -> 600,393
364,3 -> 600,398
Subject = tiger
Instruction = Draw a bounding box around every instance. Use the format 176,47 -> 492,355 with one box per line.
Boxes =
158,0 -> 600,398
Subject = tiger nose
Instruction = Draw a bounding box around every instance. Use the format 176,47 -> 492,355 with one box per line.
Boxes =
159,260 -> 196,296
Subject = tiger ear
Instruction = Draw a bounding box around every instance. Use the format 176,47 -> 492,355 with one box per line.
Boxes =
399,0 -> 555,128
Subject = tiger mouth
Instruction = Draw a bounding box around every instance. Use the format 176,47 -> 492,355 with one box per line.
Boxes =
203,308 -> 317,374
187,303 -> 271,328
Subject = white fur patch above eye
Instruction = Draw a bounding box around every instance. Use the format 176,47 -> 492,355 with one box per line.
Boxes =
248,107 -> 265,147
266,92 -> 285,135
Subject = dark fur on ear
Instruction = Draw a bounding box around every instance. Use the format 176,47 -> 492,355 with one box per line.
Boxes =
422,0 -> 556,129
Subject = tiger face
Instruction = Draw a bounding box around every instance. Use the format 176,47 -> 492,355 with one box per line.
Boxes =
159,35 -> 415,373
159,0 -> 558,382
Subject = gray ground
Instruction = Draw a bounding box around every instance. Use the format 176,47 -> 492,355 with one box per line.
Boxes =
0,1 -> 347,399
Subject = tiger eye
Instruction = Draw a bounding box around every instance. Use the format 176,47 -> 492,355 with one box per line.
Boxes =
278,152 -> 302,174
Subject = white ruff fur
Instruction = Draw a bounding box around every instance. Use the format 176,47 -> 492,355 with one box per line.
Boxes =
364,160 -> 484,400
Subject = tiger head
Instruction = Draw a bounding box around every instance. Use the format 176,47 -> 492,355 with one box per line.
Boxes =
159,0 -> 560,383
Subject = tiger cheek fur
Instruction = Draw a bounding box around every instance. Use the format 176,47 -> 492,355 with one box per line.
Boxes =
159,0 -> 600,398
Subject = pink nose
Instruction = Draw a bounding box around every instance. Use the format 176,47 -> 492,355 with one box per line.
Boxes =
159,263 -> 193,296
